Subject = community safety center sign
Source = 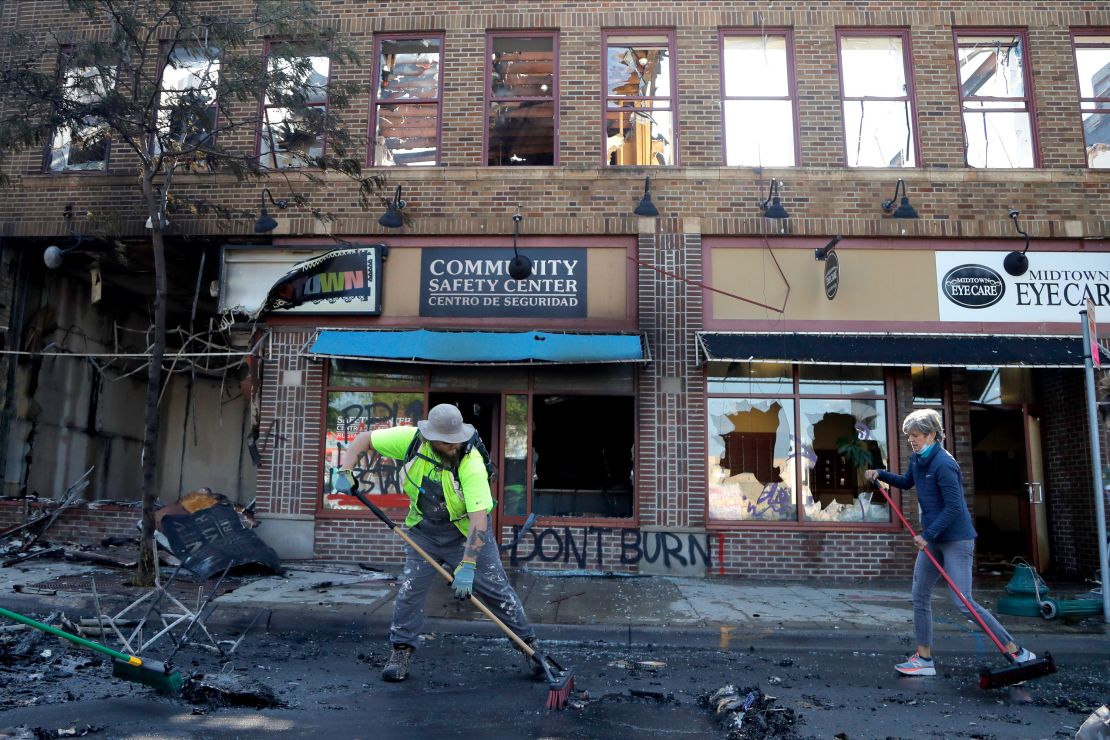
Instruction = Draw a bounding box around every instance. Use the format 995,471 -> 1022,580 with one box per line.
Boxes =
419,247 -> 587,318
935,251 -> 1110,322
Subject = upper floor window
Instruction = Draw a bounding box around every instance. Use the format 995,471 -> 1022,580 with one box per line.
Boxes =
48,55 -> 116,172
371,34 -> 443,166
720,30 -> 798,167
260,42 -> 330,169
603,31 -> 676,166
1072,32 -> 1110,168
487,32 -> 558,166
838,31 -> 918,167
155,46 -> 220,160
955,31 -> 1037,168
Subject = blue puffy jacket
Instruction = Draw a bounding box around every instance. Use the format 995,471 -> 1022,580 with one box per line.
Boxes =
877,446 -> 977,542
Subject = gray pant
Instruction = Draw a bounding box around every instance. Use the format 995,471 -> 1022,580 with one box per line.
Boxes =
390,524 -> 535,648
912,538 -> 1015,649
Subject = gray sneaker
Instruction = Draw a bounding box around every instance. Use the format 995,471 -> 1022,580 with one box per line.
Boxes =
382,644 -> 414,682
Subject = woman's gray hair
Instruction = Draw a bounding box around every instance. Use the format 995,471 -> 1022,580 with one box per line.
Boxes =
902,408 -> 945,441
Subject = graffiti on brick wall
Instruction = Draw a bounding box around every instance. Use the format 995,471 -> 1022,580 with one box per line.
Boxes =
507,526 -> 711,570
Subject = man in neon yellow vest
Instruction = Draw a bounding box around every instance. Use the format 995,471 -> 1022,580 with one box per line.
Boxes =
334,403 -> 538,682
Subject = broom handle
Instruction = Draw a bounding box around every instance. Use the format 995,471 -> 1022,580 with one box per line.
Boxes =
871,482 -> 1012,658
353,490 -> 536,658
0,606 -> 143,665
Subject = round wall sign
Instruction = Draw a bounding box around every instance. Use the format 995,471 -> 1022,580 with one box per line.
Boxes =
823,250 -> 840,300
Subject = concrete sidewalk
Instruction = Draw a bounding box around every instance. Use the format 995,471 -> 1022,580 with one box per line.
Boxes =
0,557 -> 1105,656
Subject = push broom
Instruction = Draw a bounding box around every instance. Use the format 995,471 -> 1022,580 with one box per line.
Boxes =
870,481 -> 1057,689
352,489 -> 575,709
0,605 -> 184,693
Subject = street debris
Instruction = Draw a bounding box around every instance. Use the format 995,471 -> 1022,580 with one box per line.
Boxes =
181,671 -> 283,708
700,684 -> 801,739
1075,705 -> 1110,739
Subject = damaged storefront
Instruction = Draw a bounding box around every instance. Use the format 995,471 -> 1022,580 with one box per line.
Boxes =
223,237 -> 654,568
701,237 -> 1110,579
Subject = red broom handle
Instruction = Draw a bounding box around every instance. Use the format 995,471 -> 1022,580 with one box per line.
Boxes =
871,481 -> 1012,658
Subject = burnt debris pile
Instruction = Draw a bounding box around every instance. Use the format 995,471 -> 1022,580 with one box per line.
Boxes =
700,684 -> 801,740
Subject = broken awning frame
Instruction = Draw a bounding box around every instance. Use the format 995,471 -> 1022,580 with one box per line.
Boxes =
307,329 -> 651,365
695,332 -> 1109,369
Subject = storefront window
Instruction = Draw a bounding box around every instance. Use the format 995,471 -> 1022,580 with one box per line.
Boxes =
708,398 -> 796,521
799,398 -> 889,522
967,367 -> 1034,405
911,365 -> 944,406
323,389 -> 424,509
503,394 -> 529,517
329,360 -> 423,388
708,362 -> 893,525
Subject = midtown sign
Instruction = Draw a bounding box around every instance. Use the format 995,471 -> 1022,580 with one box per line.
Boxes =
936,251 -> 1110,322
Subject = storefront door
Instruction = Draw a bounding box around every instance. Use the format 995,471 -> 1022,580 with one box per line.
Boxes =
428,393 -> 501,542
1024,412 -> 1050,572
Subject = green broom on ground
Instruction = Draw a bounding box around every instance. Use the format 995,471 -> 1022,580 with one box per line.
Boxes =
0,605 -> 184,693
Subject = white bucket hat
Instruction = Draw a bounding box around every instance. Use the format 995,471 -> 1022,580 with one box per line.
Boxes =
417,403 -> 475,444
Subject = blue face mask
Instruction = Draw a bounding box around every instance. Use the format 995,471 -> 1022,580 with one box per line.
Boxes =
917,441 -> 937,459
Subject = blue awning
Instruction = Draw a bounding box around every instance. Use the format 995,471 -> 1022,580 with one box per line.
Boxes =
308,329 -> 650,365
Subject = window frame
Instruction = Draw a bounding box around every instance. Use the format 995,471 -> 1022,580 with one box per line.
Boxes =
705,363 -> 901,531
484,30 -> 560,167
1069,29 -> 1110,169
718,27 -> 801,167
600,28 -> 679,167
952,28 -> 1041,169
153,42 -> 222,161
45,47 -> 117,174
258,38 -> 334,170
368,31 -> 446,168
835,27 -> 922,168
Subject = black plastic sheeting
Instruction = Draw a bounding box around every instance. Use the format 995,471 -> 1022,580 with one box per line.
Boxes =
697,332 -> 1107,368
161,505 -> 282,579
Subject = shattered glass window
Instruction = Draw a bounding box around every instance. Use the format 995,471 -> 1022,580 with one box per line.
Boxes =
708,398 -> 797,521
48,62 -> 116,172
799,399 -> 890,523
261,49 -> 330,169
155,47 -> 220,160
956,33 -> 1036,168
721,33 -> 797,167
372,36 -> 443,166
604,33 -> 675,166
1072,34 -> 1110,168
839,34 -> 916,167
488,34 -> 557,166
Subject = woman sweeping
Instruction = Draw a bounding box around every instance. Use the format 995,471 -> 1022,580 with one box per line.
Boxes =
866,409 -> 1037,677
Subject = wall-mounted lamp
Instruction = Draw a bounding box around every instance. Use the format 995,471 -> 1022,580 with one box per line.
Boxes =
633,176 -> 659,217
1004,209 -> 1030,277
509,206 -> 533,281
815,235 -> 843,261
44,204 -> 89,269
254,188 -> 289,234
881,179 -> 919,219
379,185 -> 406,228
760,179 -> 790,220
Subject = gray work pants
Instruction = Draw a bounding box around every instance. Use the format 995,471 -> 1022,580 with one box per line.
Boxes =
912,538 -> 1015,649
389,524 -> 535,648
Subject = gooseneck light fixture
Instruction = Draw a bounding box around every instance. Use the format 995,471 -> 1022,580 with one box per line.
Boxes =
44,204 -> 89,269
509,206 -> 533,281
760,179 -> 789,220
881,179 -> 919,219
1004,209 -> 1030,277
633,176 -> 659,217
254,188 -> 289,234
379,185 -> 406,229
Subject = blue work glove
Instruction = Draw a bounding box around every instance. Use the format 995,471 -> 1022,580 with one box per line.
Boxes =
452,560 -> 476,600
333,468 -> 358,494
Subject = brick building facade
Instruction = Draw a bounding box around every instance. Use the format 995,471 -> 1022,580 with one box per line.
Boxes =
1,2 -> 1108,580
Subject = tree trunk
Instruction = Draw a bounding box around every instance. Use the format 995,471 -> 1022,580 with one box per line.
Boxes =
133,181 -> 167,587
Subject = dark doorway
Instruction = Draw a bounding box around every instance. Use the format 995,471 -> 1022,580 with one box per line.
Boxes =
970,406 -> 1030,563
428,393 -> 501,534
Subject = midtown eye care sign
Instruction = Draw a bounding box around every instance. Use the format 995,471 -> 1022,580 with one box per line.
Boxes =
936,251 -> 1110,322
419,247 -> 587,318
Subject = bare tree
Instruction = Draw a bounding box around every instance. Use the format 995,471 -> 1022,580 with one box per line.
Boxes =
0,0 -> 386,584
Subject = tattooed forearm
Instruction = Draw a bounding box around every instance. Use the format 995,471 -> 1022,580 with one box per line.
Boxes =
463,522 -> 492,562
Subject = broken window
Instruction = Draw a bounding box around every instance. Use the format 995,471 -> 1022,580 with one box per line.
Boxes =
487,33 -> 557,166
1072,33 -> 1110,168
155,47 -> 220,160
603,32 -> 676,166
48,55 -> 116,172
261,43 -> 330,169
708,362 -> 893,525
371,35 -> 443,166
721,31 -> 798,167
956,32 -> 1036,168
838,32 -> 917,167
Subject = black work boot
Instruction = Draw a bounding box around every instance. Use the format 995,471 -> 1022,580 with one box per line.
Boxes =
382,644 -> 414,682
519,636 -> 546,679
